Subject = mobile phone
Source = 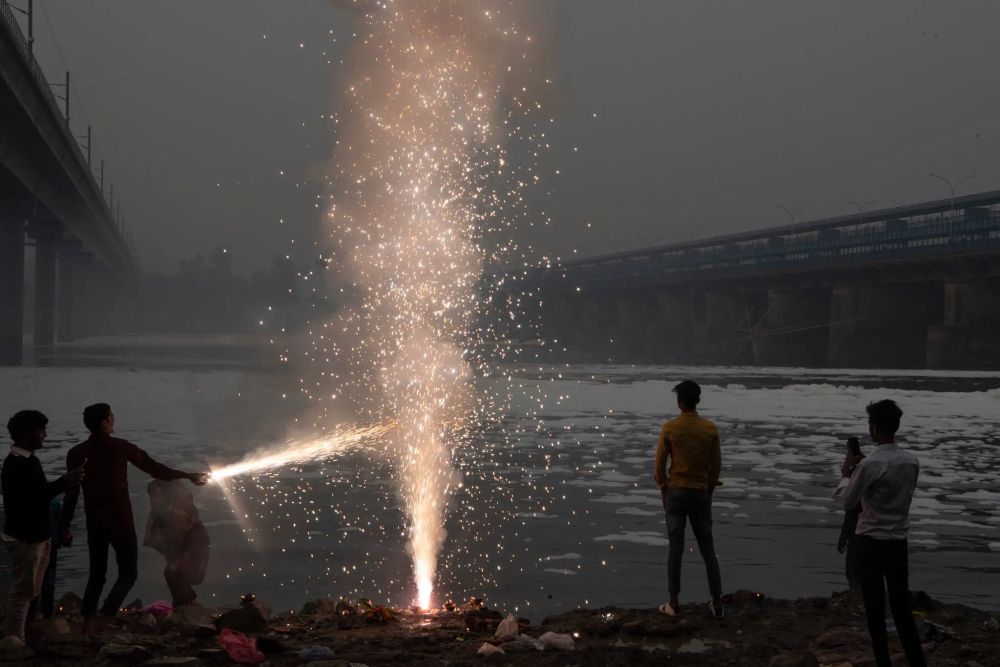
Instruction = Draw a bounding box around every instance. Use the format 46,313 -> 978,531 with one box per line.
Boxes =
847,437 -> 861,457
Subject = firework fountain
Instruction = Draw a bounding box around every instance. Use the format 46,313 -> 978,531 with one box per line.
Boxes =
214,1 -> 552,610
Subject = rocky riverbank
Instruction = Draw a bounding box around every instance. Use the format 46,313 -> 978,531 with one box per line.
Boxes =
1,590 -> 998,665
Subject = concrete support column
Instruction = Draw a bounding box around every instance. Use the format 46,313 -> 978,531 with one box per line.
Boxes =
579,296 -> 618,360
828,282 -> 942,369
27,220 -> 61,360
57,240 -> 82,342
757,287 -> 833,367
927,280 -> 1000,369
616,296 -> 656,361
694,289 -> 767,365
0,216 -> 26,365
642,292 -> 695,363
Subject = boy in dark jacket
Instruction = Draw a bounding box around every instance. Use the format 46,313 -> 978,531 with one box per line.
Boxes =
1,411 -> 83,646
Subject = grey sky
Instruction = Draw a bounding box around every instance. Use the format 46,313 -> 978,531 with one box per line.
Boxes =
27,1 -> 1000,271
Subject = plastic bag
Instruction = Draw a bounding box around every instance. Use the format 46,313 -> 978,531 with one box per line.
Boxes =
494,613 -> 519,639
218,628 -> 265,664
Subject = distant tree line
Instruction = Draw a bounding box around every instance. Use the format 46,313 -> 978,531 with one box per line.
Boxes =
127,246 -> 338,334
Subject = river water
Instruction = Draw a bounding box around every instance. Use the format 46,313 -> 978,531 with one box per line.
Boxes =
1,337 -> 997,619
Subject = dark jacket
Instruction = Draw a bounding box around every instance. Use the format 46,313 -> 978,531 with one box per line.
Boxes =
2,452 -> 67,543
61,435 -> 187,537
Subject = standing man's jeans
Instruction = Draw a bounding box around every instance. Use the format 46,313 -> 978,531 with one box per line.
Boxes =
662,487 -> 722,597
82,529 -> 138,617
855,535 -> 927,667
2,539 -> 50,639
38,541 -> 60,619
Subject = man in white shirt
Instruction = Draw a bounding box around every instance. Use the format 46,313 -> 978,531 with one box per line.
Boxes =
842,400 -> 926,667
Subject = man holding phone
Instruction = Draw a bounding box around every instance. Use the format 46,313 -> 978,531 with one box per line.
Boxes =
841,400 -> 926,667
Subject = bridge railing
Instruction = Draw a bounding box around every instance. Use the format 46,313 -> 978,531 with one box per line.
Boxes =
534,208 -> 1000,291
0,1 -> 131,262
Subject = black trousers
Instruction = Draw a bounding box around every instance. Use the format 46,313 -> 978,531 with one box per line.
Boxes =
662,487 -> 723,598
855,535 -> 927,667
82,528 -> 138,617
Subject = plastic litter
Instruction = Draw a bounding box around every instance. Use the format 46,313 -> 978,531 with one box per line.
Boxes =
476,642 -> 505,656
218,628 -> 265,664
299,645 -> 336,660
504,634 -> 545,651
494,613 -> 519,639
982,617 -> 999,631
140,601 -> 174,617
539,631 -> 575,651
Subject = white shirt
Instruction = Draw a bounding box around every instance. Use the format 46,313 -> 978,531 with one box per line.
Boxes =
842,443 -> 920,540
3,447 -> 35,542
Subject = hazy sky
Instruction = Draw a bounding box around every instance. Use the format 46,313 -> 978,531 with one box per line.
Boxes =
27,1 -> 1000,272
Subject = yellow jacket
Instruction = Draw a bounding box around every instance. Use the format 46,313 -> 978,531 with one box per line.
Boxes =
655,411 -> 721,491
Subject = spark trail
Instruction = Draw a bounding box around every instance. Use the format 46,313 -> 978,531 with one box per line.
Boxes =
209,422 -> 395,482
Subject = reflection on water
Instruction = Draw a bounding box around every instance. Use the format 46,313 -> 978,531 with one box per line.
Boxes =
1,336 -> 997,617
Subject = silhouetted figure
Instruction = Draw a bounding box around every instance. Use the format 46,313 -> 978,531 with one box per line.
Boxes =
39,496 -> 65,619
842,400 -> 927,667
144,480 -> 211,606
60,403 -> 208,636
654,380 -> 724,619
1,411 -> 83,647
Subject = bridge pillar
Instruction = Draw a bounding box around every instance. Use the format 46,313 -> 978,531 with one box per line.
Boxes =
694,289 -> 767,365
757,288 -> 833,367
538,293 -> 584,353
578,296 -> 618,360
28,220 -> 61,361
0,216 -> 26,365
616,296 -> 656,361
642,292 -> 695,363
927,280 -> 1000,369
57,240 -> 82,342
828,283 -> 942,368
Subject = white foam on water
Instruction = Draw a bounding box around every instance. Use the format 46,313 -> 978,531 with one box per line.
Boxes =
593,531 -> 670,547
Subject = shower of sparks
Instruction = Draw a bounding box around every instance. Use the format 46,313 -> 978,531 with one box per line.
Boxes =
222,0 -> 572,612
310,0 -> 551,609
209,422 -> 395,481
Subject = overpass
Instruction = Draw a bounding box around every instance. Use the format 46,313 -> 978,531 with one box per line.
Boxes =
523,190 -> 1000,369
1,1 -> 136,364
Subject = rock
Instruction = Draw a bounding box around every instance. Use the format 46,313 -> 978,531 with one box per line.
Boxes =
214,604 -> 268,634
502,634 -> 545,652
139,612 -> 159,628
142,658 -> 201,666
768,651 -> 820,667
462,607 -> 503,633
983,617 -> 999,631
539,631 -> 575,651
177,623 -> 217,639
494,613 -> 518,639
55,591 -> 83,614
171,603 -> 214,627
99,643 -> 154,661
677,638 -> 708,654
40,634 -> 91,659
256,635 -> 286,654
477,642 -> 505,656
124,597 -> 145,611
809,627 -> 872,664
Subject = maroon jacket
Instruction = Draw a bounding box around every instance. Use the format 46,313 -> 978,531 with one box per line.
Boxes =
61,435 -> 188,537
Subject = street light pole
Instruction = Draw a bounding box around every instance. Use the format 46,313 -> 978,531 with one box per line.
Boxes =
844,200 -> 877,226
776,204 -> 810,226
929,172 -> 976,212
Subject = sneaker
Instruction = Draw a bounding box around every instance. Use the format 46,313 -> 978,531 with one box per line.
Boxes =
708,601 -> 724,619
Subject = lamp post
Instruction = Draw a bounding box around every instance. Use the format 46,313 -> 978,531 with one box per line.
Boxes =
844,200 -> 877,226
929,172 -> 976,212
776,204 -> 809,228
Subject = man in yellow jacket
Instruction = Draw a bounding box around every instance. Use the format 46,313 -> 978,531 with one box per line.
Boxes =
654,380 -> 724,618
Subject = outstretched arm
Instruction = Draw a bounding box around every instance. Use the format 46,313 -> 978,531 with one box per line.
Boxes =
125,441 -> 195,482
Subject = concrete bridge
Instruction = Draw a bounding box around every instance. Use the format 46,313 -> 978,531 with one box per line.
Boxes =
524,190 -> 1000,370
1,2 -> 135,364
